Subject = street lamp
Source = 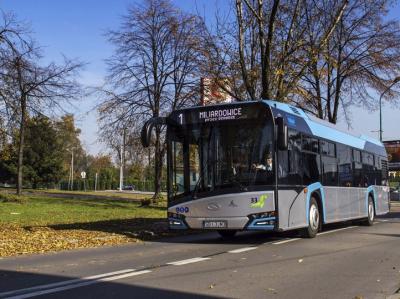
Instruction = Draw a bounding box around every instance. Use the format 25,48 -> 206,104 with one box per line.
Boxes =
379,76 -> 400,142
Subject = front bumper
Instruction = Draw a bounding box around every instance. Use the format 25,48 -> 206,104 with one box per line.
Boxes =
168,215 -> 276,231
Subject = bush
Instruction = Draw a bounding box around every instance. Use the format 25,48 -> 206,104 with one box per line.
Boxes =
0,193 -> 28,203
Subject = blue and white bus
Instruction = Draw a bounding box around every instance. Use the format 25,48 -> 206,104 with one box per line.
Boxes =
141,100 -> 390,238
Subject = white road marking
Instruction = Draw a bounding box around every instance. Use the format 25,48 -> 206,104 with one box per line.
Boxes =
167,257 -> 211,266
0,269 -> 135,298
317,226 -> 356,236
379,219 -> 389,222
228,247 -> 257,253
6,270 -> 151,299
273,238 -> 301,245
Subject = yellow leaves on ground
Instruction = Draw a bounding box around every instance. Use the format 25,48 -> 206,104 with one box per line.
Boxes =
0,224 -> 134,257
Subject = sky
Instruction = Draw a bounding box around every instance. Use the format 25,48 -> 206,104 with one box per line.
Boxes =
1,0 -> 400,154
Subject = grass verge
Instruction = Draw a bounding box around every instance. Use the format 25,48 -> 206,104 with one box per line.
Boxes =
0,191 -> 170,257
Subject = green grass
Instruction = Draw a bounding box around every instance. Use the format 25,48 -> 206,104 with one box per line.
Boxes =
27,189 -> 165,200
0,193 -> 166,227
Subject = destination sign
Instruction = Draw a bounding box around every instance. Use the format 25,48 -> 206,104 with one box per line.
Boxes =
199,108 -> 242,122
168,102 -> 272,125
169,102 -> 270,125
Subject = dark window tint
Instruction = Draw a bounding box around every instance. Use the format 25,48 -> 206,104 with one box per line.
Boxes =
302,152 -> 321,185
353,150 -> 361,163
329,143 -> 336,157
352,150 -> 363,186
375,155 -> 381,168
302,136 -> 319,153
337,144 -> 352,186
321,140 -> 336,157
381,160 -> 388,181
288,130 -> 302,151
362,152 -> 374,166
279,130 -> 302,185
322,156 -> 338,186
361,152 -> 376,186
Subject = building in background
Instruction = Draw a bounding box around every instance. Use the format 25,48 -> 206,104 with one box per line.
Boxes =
383,140 -> 400,179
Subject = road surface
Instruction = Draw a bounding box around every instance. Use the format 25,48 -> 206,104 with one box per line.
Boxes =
1,205 -> 400,299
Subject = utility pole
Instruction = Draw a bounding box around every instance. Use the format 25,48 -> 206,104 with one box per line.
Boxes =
95,172 -> 98,192
67,148 -> 74,191
71,148 -> 74,190
119,128 -> 126,191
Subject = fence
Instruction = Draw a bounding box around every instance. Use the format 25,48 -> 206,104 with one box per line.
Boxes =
58,178 -> 167,192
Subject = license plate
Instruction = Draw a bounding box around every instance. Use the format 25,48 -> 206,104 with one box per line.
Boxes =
203,220 -> 227,229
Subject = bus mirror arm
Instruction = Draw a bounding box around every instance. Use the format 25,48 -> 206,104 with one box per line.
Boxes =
276,116 -> 288,151
140,117 -> 167,148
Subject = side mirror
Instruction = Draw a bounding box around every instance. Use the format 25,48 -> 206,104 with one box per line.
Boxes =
276,116 -> 288,150
140,117 -> 167,148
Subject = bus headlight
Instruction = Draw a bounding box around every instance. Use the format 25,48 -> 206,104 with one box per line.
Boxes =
168,212 -> 187,229
247,211 -> 276,227
249,211 -> 276,220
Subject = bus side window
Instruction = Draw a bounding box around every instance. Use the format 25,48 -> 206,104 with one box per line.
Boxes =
287,130 -> 303,185
337,144 -> 352,187
353,149 -> 363,187
381,159 -> 388,185
171,141 -> 185,195
374,155 -> 382,185
362,152 -> 374,186
281,129 -> 302,185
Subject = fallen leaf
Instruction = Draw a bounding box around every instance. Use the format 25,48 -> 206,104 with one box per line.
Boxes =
267,288 -> 277,294
298,259 -> 303,263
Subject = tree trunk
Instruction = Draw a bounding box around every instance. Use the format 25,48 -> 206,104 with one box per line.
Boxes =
16,95 -> 27,196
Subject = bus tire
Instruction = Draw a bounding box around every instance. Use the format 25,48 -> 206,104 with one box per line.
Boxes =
218,230 -> 237,239
362,196 -> 375,226
301,197 -> 320,238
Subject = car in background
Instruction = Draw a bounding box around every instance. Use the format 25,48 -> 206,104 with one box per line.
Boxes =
390,187 -> 400,201
122,185 -> 135,191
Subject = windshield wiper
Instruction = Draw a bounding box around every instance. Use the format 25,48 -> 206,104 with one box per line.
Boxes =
191,173 -> 203,199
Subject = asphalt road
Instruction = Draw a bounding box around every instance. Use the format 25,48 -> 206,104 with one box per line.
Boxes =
1,205 -> 400,299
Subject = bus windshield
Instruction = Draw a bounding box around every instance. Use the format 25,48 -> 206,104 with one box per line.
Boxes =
168,119 -> 274,200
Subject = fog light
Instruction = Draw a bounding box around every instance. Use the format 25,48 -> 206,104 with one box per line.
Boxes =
169,220 -> 183,226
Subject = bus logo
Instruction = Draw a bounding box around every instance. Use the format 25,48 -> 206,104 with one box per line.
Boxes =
250,194 -> 268,208
229,200 -> 238,207
207,203 -> 221,211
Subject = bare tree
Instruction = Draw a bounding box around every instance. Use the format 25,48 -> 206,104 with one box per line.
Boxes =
0,11 -> 32,134
296,0 -> 400,124
202,0 -> 348,102
1,45 -> 82,195
98,0 -> 204,202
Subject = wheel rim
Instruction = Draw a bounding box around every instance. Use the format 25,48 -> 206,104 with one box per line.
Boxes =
368,201 -> 374,222
309,204 -> 319,232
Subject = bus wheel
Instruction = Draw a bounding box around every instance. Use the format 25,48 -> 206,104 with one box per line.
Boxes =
362,196 -> 375,226
302,197 -> 320,238
218,230 -> 237,239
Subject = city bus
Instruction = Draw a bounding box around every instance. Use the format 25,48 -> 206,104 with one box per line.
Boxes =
141,100 -> 390,238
